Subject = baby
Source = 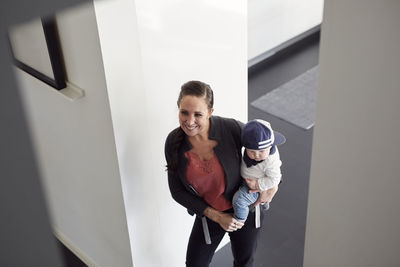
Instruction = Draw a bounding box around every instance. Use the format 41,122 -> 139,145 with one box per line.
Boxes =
232,119 -> 286,223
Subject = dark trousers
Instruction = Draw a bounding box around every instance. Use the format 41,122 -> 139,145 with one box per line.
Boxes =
186,210 -> 264,267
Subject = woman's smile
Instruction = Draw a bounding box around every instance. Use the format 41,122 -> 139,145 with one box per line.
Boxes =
184,124 -> 198,131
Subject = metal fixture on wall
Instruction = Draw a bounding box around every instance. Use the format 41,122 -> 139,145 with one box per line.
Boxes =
8,16 -> 66,90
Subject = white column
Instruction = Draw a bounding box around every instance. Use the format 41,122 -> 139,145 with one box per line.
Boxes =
304,0 -> 400,266
94,0 -> 247,266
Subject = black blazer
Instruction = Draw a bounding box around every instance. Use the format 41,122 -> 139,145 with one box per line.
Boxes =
164,115 -> 244,216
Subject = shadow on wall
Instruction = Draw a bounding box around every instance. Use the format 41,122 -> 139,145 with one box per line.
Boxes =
5,2 -> 133,266
1,0 -> 87,266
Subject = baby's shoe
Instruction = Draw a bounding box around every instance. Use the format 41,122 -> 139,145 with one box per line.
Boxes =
261,202 -> 270,211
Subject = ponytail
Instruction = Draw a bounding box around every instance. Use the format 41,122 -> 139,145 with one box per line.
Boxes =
166,127 -> 185,171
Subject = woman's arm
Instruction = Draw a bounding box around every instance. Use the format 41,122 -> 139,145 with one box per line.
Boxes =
167,172 -> 209,215
253,185 -> 279,206
203,207 -> 243,232
245,178 -> 279,205
165,132 -> 209,216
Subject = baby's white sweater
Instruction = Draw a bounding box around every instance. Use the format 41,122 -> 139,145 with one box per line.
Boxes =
240,148 -> 282,191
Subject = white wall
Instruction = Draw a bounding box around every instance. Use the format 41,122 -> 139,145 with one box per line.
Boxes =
304,0 -> 400,266
16,2 -> 132,266
248,0 -> 324,61
94,0 -> 247,266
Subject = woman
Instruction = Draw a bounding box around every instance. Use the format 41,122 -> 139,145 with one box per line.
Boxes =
165,81 -> 278,267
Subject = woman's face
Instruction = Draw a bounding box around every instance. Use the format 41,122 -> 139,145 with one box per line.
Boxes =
178,95 -> 213,137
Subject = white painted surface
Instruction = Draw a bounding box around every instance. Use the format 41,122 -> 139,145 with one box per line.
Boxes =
304,0 -> 400,266
16,2 -> 132,267
248,0 -> 324,60
94,0 -> 247,265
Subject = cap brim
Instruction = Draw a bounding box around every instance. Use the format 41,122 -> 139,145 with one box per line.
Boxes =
273,130 -> 286,146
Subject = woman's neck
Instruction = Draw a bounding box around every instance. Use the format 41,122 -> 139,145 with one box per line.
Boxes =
189,130 -> 209,143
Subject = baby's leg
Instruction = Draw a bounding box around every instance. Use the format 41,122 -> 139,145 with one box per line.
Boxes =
232,184 -> 259,222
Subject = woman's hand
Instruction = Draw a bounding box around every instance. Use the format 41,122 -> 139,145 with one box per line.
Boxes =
245,178 -> 260,191
204,207 -> 244,232
253,185 -> 279,206
218,213 -> 244,232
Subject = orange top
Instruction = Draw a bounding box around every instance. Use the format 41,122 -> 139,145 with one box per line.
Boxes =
185,150 -> 232,211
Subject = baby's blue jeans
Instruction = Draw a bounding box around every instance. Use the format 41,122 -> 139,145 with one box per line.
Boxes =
232,182 -> 270,222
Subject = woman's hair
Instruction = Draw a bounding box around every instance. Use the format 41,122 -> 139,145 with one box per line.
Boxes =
177,80 -> 214,111
166,81 -> 214,171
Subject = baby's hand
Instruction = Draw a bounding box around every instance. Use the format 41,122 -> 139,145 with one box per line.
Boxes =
245,178 -> 259,191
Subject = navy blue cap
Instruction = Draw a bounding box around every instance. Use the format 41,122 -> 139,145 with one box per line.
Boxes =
241,119 -> 286,150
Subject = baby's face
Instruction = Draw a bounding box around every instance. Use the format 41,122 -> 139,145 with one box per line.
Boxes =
246,147 -> 271,161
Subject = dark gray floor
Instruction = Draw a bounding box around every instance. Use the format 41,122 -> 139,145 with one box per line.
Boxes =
211,37 -> 319,267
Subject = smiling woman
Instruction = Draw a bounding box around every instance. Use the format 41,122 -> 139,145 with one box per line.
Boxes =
178,82 -> 214,138
165,81 -> 279,266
